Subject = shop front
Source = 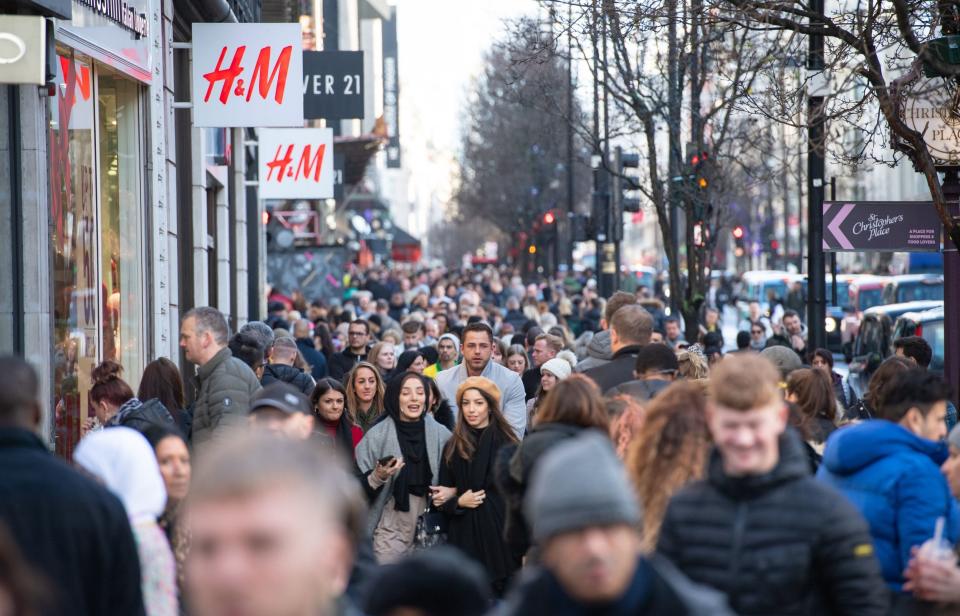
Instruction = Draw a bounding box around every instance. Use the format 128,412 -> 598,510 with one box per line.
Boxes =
49,0 -> 155,457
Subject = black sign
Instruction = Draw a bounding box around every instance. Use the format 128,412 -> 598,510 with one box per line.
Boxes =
334,152 -> 345,200
822,201 -> 941,252
382,7 -> 401,168
303,51 -> 364,120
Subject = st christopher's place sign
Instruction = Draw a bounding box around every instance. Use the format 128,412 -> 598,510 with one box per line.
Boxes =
822,201 -> 940,252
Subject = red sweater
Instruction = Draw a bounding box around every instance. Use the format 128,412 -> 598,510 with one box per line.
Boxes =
320,417 -> 363,454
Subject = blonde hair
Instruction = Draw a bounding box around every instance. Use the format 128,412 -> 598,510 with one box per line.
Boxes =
676,350 -> 709,380
708,354 -> 781,411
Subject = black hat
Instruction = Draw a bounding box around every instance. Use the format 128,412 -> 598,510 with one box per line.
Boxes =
267,300 -> 286,313
248,382 -> 311,415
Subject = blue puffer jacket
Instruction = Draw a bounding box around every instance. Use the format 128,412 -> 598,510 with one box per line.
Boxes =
817,420 -> 959,591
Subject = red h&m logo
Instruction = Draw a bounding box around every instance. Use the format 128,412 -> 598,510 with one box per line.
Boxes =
202,45 -> 293,105
265,143 -> 327,184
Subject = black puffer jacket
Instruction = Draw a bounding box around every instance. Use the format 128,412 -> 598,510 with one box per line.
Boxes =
261,363 -> 315,396
656,430 -> 889,616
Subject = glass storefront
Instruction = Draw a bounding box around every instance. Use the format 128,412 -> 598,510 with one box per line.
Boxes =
50,52 -> 146,458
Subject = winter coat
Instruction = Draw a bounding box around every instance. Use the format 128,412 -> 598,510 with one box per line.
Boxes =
504,309 -> 528,333
439,427 -> 520,586
582,345 -> 642,394
607,378 -> 672,402
191,347 -> 262,453
329,349 -> 368,382
106,398 -> 176,436
296,337 -> 328,381
261,363 -> 316,396
495,555 -> 734,616
522,367 -> 541,401
574,330 -> 611,373
657,430 -> 889,616
817,420 -> 960,591
435,360 -> 527,438
831,371 -> 858,412
0,428 -> 146,616
496,422 -> 583,557
354,414 -> 451,536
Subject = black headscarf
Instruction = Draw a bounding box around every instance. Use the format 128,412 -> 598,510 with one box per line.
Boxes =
384,372 -> 433,511
395,350 -> 424,374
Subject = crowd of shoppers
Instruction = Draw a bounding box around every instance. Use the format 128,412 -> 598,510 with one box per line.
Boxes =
3,264 -> 960,615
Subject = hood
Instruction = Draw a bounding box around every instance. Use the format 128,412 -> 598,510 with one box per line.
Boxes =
586,330 -> 612,360
263,363 -> 306,381
821,420 -> 949,475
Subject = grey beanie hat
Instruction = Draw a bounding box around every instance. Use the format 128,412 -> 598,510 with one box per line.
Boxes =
525,430 -> 641,543
438,333 -> 460,355
760,345 -> 802,379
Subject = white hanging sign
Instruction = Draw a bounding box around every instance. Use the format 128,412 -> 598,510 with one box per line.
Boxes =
258,128 -> 334,199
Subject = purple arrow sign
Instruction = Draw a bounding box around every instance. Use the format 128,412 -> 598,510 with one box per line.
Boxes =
822,201 -> 941,252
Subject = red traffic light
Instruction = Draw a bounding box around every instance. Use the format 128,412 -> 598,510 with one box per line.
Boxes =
543,211 -> 556,225
732,226 -> 744,239
691,154 -> 700,165
770,239 -> 780,250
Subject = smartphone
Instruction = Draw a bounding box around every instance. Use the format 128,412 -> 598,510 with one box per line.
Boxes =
378,455 -> 395,466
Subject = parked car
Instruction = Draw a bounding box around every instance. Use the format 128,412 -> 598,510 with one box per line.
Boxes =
882,274 -> 943,304
736,270 -> 801,319
893,306 -> 945,375
845,301 -> 943,396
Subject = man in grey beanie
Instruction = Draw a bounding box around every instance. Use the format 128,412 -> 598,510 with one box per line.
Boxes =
496,431 -> 733,616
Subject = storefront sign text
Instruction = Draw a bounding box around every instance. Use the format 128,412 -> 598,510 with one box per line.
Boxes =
258,128 -> 334,199
822,201 -> 941,252
73,0 -> 148,38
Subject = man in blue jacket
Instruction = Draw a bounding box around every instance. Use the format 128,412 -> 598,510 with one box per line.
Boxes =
818,369 -> 959,593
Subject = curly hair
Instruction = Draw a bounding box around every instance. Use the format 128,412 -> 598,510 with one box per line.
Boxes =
676,350 -> 709,380
626,381 -> 711,552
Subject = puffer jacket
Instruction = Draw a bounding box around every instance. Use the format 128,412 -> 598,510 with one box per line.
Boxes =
106,398 -> 175,436
818,420 -> 960,591
191,347 -> 262,452
657,430 -> 889,616
261,363 -> 316,396
574,329 -> 612,373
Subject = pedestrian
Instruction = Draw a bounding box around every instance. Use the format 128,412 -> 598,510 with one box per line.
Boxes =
138,357 -> 191,436
627,381 -> 710,552
605,395 -> 645,460
574,291 -> 637,372
498,431 -> 734,615
583,304 -> 654,394
313,321 -> 336,362
423,333 -> 460,378
760,344 -> 803,381
329,319 -> 371,381
895,335 -> 959,430
142,425 -> 190,604
247,383 -> 317,442
435,322 -> 527,438
818,368 -> 959,602
846,356 -> 913,421
498,375 -> 610,559
748,321 -> 767,351
367,341 -> 397,379
345,362 -> 386,432
664,316 -> 687,350
227,331 -> 266,379
261,336 -> 316,396
607,342 -> 678,402
86,360 -> 175,437
656,354 -> 889,615
355,372 -> 452,563
362,547 -> 492,616
733,330 -> 752,353
522,334 -> 563,401
698,307 -> 724,349
785,367 -> 838,447
183,433 -> 364,616
810,347 -> 858,411
525,353 -> 575,425
181,307 -> 262,453
0,521 -> 46,616
765,309 -> 807,359
504,344 -> 529,377
676,347 -> 709,380
75,428 -> 178,616
311,378 -> 363,456
427,378 -> 456,431
433,377 -> 520,595
238,320 -> 276,361
395,349 -> 427,375
0,356 -> 146,616
293,319 -> 328,380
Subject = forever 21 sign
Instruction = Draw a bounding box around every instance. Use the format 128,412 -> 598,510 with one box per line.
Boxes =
302,51 -> 364,121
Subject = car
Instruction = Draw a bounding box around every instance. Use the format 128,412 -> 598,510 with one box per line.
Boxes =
802,274 -> 861,352
736,270 -> 801,318
892,306 -> 945,375
882,274 -> 943,305
845,300 -> 943,396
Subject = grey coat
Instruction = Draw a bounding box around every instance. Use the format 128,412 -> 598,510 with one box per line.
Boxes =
435,360 -> 527,438
355,414 -> 451,535
191,347 -> 262,454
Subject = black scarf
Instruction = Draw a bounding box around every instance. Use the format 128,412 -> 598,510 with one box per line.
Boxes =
465,425 -> 498,490
393,417 -> 431,511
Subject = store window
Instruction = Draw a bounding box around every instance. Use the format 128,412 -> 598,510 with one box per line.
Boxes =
50,53 -> 146,458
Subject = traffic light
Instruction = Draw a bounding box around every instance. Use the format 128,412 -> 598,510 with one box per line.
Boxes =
614,146 -> 641,215
732,226 -> 745,254
543,210 -> 556,225
687,147 -> 711,191
732,225 -> 744,240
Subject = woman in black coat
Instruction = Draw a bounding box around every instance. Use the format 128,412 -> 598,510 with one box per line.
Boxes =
434,376 -> 520,596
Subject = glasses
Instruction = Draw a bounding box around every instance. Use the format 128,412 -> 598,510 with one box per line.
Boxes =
348,331 -> 366,337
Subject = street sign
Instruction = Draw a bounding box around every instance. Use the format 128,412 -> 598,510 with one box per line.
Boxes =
822,201 -> 941,252
382,7 -> 401,168
302,51 -> 364,120
191,23 -> 303,128
894,73 -> 960,167
0,15 -> 46,85
258,128 -> 334,200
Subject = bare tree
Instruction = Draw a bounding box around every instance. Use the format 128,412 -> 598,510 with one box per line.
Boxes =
528,1 -> 789,340
724,0 -> 960,250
